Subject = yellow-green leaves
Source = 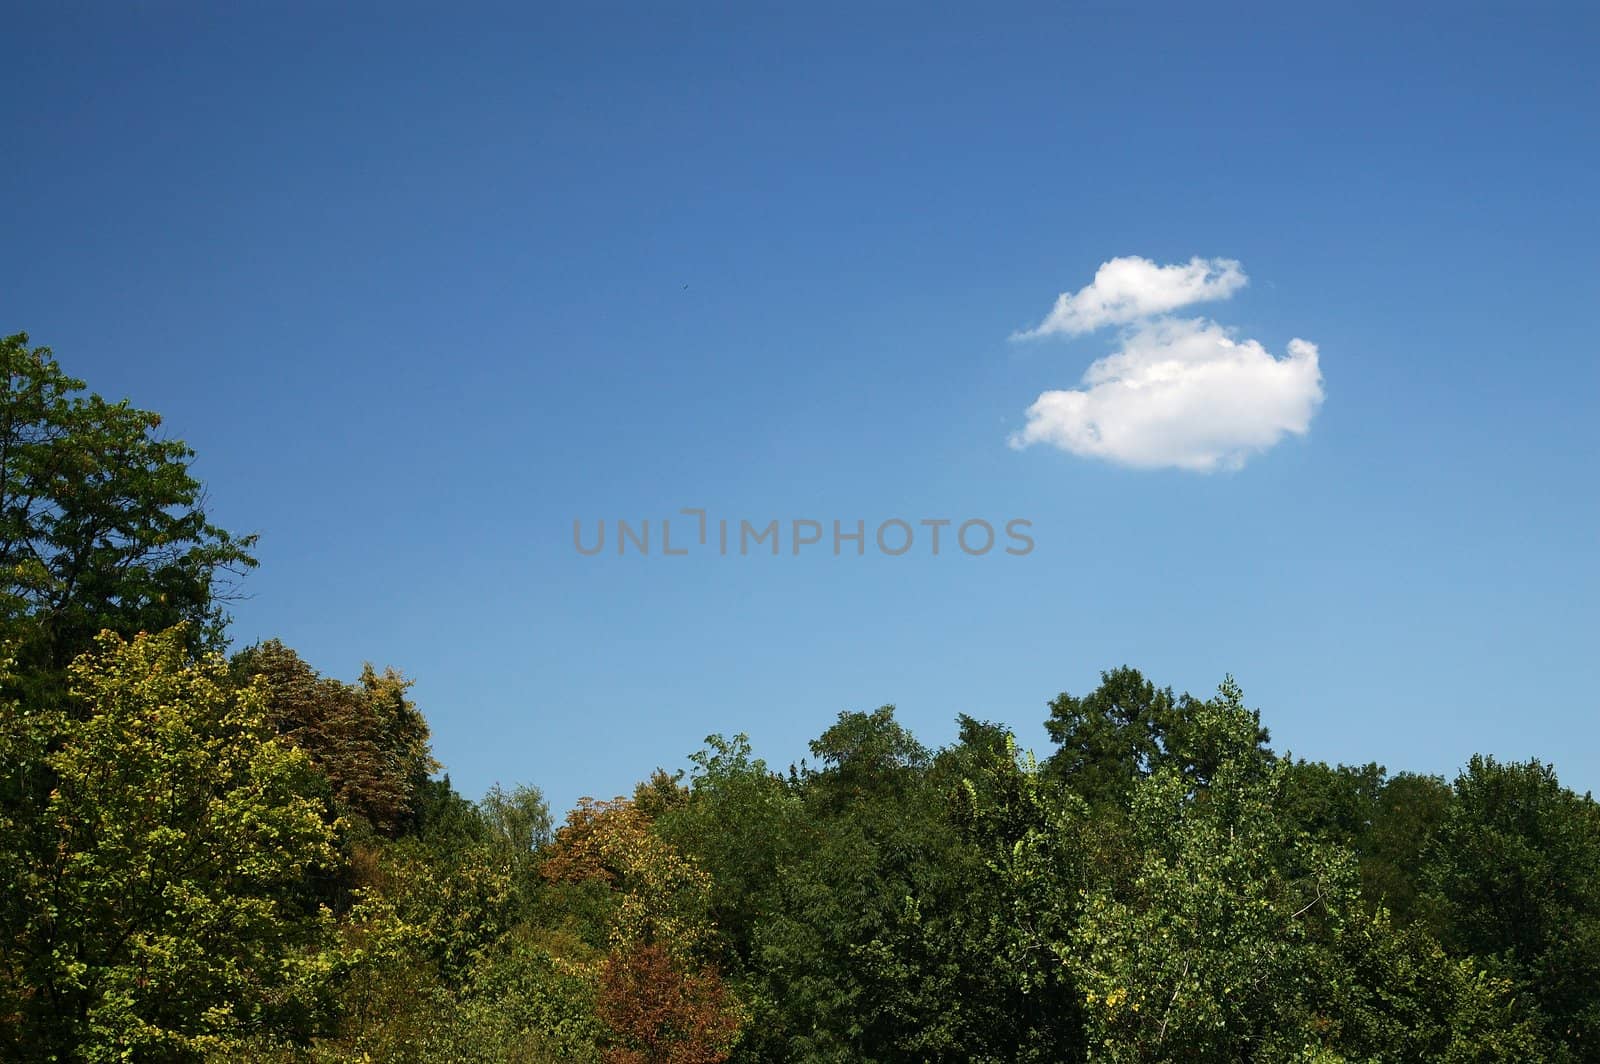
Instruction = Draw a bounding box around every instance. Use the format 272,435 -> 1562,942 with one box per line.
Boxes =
1,626 -> 340,1059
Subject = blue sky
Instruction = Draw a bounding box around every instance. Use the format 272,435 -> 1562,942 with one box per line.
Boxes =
4,3 -> 1597,813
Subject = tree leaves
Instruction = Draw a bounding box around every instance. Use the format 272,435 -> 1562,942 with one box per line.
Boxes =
0,628 -> 338,1059
0,333 -> 256,678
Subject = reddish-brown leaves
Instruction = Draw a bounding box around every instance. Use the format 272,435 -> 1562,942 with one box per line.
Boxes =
597,943 -> 740,1064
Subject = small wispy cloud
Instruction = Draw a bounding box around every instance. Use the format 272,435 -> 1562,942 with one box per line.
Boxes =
1012,255 -> 1247,339
1008,256 -> 1323,472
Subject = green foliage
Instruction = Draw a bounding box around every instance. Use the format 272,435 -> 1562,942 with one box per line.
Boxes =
0,334 -> 255,677
1069,689 -> 1331,1060
806,705 -> 929,809
1363,771 -> 1454,921
1067,687 -> 1543,1062
1422,755 -> 1600,1059
925,721 -> 1089,1061
295,923 -> 604,1063
0,627 -> 340,1061
1280,759 -> 1386,850
1043,667 -> 1270,808
657,734 -> 803,969
666,714 -> 1087,1062
480,781 -> 555,910
1043,666 -> 1174,806
748,708 -> 956,1061
6,637 -> 1591,1061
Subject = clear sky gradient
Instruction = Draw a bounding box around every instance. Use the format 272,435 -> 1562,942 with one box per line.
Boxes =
4,3 -> 1597,814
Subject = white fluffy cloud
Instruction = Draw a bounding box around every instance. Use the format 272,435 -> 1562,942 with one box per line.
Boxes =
1009,317 -> 1323,472
1013,255 -> 1247,339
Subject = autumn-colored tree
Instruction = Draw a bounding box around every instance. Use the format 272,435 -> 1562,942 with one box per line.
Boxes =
543,797 -> 744,1061
232,639 -> 437,836
598,944 -> 740,1064
542,797 -> 712,949
541,797 -> 631,886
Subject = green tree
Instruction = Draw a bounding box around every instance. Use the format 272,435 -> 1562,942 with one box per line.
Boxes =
1043,668 -> 1269,809
481,781 -> 554,913
1067,682 -> 1543,1062
0,627 -> 340,1061
0,334 -> 255,677
656,735 -> 802,970
695,709 -> 1084,1062
1068,687 -> 1329,1060
1279,759 -> 1383,851
1363,771 -> 1453,921
806,705 -> 929,810
1423,756 -> 1600,1059
913,718 -> 1089,1061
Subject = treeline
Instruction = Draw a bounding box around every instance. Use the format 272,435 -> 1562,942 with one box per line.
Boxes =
1,331 -> 1598,1062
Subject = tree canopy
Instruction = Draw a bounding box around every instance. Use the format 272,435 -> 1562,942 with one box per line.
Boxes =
0,333 -> 255,678
2,335 -> 1596,1062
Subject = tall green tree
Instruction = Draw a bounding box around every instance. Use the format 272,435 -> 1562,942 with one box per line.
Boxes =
1280,758 -> 1385,849
1068,686 -> 1322,1060
668,709 -> 948,1062
0,333 -> 256,677
656,734 -> 804,973
1423,756 -> 1600,1059
913,718 -> 1089,1061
